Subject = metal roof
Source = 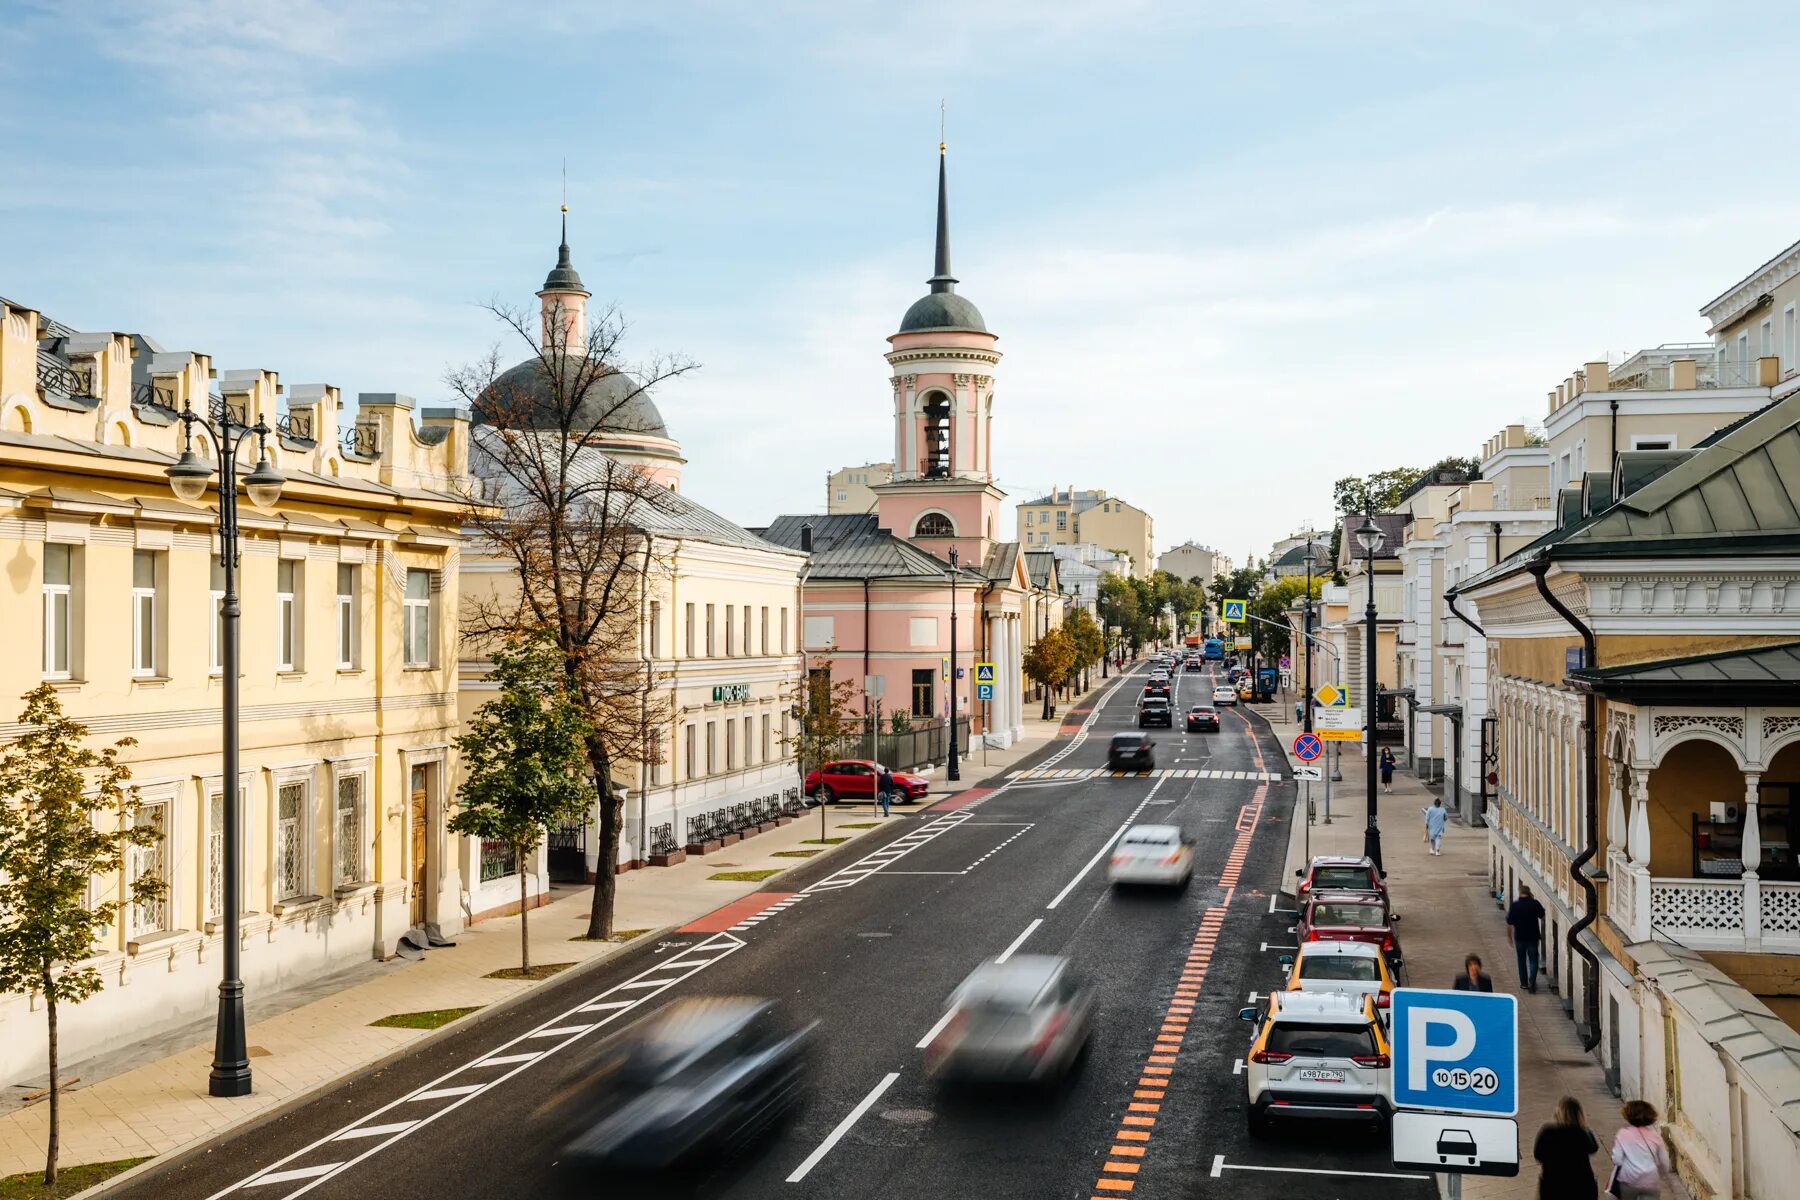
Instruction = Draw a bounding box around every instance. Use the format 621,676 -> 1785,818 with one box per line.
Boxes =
1568,641 -> 1800,703
759,513 -> 959,579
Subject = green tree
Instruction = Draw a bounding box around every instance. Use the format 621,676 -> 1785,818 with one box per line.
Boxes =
1024,627 -> 1076,720
0,686 -> 162,1186
786,656 -> 864,798
1062,607 -> 1105,691
1097,572 -> 1144,657
1333,456 -> 1481,515
451,631 -> 595,973
1249,577 -> 1323,661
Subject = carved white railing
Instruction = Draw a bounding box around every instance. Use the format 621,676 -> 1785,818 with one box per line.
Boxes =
1759,882 -> 1800,949
1650,877 -> 1744,943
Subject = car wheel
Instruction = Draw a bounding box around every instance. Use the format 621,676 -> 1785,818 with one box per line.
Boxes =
813,786 -> 835,805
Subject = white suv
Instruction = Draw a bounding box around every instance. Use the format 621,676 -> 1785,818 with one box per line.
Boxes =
1239,990 -> 1391,1137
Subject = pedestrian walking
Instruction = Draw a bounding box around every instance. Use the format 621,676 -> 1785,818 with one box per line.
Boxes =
1379,747 -> 1396,793
1533,1096 -> 1599,1200
1423,796 -> 1448,855
875,765 -> 895,818
1506,885 -> 1547,993
1452,953 -> 1494,992
1608,1101 -> 1673,1198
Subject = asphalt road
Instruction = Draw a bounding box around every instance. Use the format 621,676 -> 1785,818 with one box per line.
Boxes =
118,661 -> 1436,1200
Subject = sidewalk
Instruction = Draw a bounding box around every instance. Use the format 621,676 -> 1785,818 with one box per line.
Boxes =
0,680 -> 1105,1184
1250,700 -> 1685,1200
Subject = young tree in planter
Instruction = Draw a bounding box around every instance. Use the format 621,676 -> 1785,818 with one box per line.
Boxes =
451,631 -> 594,973
1024,627 -> 1076,721
785,655 -> 864,802
0,686 -> 163,1186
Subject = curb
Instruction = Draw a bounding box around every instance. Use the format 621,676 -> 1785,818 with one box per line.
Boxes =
62,820 -> 892,1200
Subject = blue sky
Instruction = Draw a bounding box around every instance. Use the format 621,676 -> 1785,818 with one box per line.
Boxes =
5,1 -> 1799,565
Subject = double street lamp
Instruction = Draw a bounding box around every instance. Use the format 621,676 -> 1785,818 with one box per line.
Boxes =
166,397 -> 285,1098
946,545 -> 960,783
1353,503 -> 1386,872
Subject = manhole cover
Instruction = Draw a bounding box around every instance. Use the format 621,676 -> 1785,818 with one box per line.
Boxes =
858,931 -> 893,939
880,1108 -> 934,1125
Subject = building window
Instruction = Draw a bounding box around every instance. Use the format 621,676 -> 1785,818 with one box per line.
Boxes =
1786,305 -> 1797,371
205,784 -> 247,923
835,490 -> 848,502
648,600 -> 661,658
911,668 -> 935,718
277,559 -> 301,671
403,569 -> 434,667
1737,331 -> 1750,366
780,607 -> 789,654
743,607 -> 752,658
335,773 -> 365,886
685,602 -> 696,657
705,721 -> 717,774
761,714 -> 771,763
42,543 -> 74,679
760,606 -> 769,655
275,779 -> 308,902
1761,317 -> 1775,359
914,512 -> 955,537
210,555 -> 226,674
745,716 -> 755,766
1025,511 -> 1034,526
128,801 -> 168,937
705,604 -> 716,656
685,724 -> 697,778
1056,512 -> 1067,530
725,604 -> 735,656
726,718 -> 737,770
132,550 -> 160,677
336,564 -> 358,669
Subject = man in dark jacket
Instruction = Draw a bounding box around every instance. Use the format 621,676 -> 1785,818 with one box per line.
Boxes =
1506,886 -> 1547,992
876,765 -> 895,818
1452,953 -> 1494,992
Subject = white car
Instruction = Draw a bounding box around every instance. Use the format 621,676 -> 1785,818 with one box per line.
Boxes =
1279,941 -> 1393,1014
1212,685 -> 1238,706
1107,824 -> 1194,888
1240,990 -> 1392,1136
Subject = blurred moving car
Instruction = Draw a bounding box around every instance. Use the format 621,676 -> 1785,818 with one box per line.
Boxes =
1186,704 -> 1220,732
804,760 -> 929,805
1239,990 -> 1392,1136
1280,940 -> 1394,1011
1211,685 -> 1238,706
1296,890 -> 1403,972
1108,731 -> 1157,769
924,955 -> 1094,1084
564,997 -> 814,1171
1108,824 -> 1194,887
1294,854 -> 1388,900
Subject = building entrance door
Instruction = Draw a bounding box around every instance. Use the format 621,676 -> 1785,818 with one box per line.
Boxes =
409,765 -> 429,927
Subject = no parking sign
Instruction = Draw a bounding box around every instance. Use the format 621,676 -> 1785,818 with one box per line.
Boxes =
1292,732 -> 1323,762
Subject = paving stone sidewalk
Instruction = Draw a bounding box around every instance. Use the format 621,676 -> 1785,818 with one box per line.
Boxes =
1250,699 -> 1690,1200
0,677 -> 1112,1183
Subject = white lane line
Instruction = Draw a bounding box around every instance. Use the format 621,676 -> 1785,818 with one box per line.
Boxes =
333,1122 -> 417,1141
993,918 -> 1043,965
244,1166 -> 341,1187
915,1007 -> 959,1050
1268,893 -> 1279,915
410,1085 -> 484,1102
1259,942 -> 1298,952
1233,1058 -> 1245,1075
527,1024 -> 595,1038
1045,776 -> 1167,910
785,1071 -> 902,1184
1210,1155 -> 1427,1180
473,1052 -> 540,1068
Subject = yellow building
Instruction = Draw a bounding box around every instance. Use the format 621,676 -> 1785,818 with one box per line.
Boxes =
1015,486 -> 1154,578
0,293 -> 469,1081
826,462 -> 892,515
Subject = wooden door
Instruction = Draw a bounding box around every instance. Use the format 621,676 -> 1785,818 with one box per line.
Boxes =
409,765 -> 428,926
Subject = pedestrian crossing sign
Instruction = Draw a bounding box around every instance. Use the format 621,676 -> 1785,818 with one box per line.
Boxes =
1221,599 -> 1247,624
975,662 -> 996,683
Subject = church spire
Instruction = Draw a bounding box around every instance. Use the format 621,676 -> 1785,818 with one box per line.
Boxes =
928,142 -> 957,295
540,203 -> 589,298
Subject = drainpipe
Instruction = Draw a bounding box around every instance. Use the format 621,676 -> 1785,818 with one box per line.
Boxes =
1528,554 -> 1601,1052
1445,592 -> 1484,637
1609,397 -> 1619,467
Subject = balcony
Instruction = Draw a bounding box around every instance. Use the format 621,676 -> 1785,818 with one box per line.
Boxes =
1599,351 -> 1778,393
1608,847 -> 1800,953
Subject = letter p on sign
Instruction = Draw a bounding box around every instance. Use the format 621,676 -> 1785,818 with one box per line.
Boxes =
1407,1009 -> 1475,1093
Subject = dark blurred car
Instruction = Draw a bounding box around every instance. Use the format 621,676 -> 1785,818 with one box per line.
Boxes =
1186,704 -> 1220,732
1142,679 -> 1171,699
1136,697 -> 1173,729
563,997 -> 815,1172
1109,731 -> 1157,769
1184,658 -> 1204,672
924,955 -> 1094,1084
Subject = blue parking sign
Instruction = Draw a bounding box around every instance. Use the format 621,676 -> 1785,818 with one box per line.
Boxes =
1391,989 -> 1517,1117
976,682 -> 994,701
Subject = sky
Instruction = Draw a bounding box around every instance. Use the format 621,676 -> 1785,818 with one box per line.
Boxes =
5,0 -> 1799,567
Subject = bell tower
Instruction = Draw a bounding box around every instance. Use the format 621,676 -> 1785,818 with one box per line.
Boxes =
873,143 -> 1005,563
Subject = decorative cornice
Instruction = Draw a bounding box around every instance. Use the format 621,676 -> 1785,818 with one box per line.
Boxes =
1700,236 -> 1800,333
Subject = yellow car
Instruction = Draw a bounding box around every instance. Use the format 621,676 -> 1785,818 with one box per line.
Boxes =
1279,940 -> 1395,1014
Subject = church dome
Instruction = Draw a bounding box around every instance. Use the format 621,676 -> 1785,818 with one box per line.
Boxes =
473,357 -> 670,441
899,291 -> 987,334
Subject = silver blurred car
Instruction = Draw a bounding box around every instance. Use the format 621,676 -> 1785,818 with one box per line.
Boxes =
924,955 -> 1093,1084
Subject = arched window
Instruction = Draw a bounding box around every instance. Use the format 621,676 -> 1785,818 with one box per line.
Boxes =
914,512 -> 955,538
921,392 -> 951,477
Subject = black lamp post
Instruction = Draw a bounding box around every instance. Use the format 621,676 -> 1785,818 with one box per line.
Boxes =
167,396 -> 285,1098
947,545 -> 960,782
1353,504 -> 1386,871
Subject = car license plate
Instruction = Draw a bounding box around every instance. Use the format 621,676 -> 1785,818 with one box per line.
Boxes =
1297,1068 -> 1345,1083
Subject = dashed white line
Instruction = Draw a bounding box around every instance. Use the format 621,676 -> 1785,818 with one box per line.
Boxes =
994,918 -> 1044,965
332,1122 -> 416,1141
915,1008 -> 959,1050
785,1071 -> 901,1183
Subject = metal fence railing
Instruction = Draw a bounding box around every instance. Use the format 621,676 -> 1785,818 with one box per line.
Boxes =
821,717 -> 973,774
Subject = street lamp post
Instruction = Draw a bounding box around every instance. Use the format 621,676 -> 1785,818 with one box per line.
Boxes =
1353,503 -> 1386,872
166,396 -> 285,1098
947,545 -> 961,782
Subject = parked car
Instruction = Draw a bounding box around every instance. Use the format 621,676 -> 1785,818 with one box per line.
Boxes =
1211,685 -> 1239,706
1109,731 -> 1157,769
924,955 -> 1094,1085
1239,990 -> 1392,1136
1295,854 -> 1388,900
563,996 -> 814,1171
1296,890 -> 1403,971
1136,697 -> 1173,730
1108,824 -> 1193,888
1186,704 -> 1220,732
1279,940 -> 1394,1012
803,760 -> 930,805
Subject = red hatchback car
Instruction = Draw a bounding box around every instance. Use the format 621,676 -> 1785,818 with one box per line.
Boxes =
804,760 -> 929,805
1296,890 -> 1403,970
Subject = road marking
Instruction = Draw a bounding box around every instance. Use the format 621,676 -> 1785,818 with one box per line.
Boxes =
526,1024 -> 595,1038
994,918 -> 1043,964
1233,1058 -> 1245,1075
915,1007 -> 959,1050
1209,1155 -> 1427,1180
332,1122 -> 416,1141
409,1085 -> 484,1102
1045,778 -> 1167,910
1259,942 -> 1297,952
244,1166 -> 340,1187
578,999 -> 635,1012
472,1052 -> 540,1067
785,1071 -> 901,1183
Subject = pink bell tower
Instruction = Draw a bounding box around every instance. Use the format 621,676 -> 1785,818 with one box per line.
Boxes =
873,142 -> 1004,565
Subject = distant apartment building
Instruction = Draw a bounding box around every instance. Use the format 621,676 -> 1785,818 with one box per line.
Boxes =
1156,540 -> 1228,582
826,462 -> 892,514
1016,486 -> 1153,578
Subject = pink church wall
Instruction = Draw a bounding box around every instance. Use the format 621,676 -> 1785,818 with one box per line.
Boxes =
802,579 -> 988,732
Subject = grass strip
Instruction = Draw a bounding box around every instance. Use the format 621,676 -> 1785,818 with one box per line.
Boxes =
801,837 -> 848,845
771,849 -> 823,858
0,1158 -> 151,1199
483,962 -> 577,981
707,869 -> 783,882
570,928 -> 653,943
369,1006 -> 483,1030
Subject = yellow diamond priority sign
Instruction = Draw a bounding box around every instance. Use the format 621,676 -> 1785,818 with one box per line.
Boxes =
1314,683 -> 1346,708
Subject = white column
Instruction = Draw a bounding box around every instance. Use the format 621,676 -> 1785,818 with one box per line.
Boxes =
1743,772 -> 1763,951
1606,765 -> 1626,859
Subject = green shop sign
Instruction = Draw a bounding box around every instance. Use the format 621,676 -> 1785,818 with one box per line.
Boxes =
712,684 -> 752,702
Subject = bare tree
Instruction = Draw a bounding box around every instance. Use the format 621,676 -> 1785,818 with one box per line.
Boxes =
450,297 -> 693,939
